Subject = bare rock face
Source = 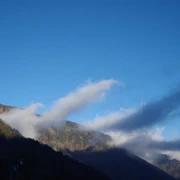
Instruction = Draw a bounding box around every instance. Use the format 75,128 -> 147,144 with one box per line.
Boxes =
38,121 -> 111,152
153,154 -> 180,180
0,104 -> 14,114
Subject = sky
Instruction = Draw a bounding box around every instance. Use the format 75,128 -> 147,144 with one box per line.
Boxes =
0,1 -> 180,142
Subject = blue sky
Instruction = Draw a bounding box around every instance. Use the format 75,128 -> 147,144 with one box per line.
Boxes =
0,1 -> 180,139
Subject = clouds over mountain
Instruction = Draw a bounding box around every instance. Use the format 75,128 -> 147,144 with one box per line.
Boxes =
82,87 -> 180,160
1,78 -> 180,161
0,79 -> 120,138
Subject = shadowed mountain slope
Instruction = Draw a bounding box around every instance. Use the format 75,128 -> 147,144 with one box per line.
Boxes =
0,136 -> 109,180
69,148 -> 175,180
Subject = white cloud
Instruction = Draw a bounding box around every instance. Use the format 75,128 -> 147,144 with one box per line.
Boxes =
108,126 -> 180,162
160,151 -> 180,161
105,126 -> 165,147
0,103 -> 43,138
83,108 -> 135,131
82,107 -> 165,150
42,79 -> 120,128
106,131 -> 137,146
85,88 -> 180,132
149,126 -> 165,141
0,79 -> 119,138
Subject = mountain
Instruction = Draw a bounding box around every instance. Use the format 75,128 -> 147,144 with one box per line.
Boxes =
36,121 -> 178,179
0,136 -> 108,180
0,104 -> 21,138
69,148 -> 175,180
38,121 -> 111,152
36,119 -> 176,179
0,119 -> 21,138
153,154 -> 180,180
0,104 -> 108,179
0,103 -> 179,179
0,104 -> 15,114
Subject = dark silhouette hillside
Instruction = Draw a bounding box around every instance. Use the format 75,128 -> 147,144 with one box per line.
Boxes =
0,136 -> 108,180
69,148 -> 175,180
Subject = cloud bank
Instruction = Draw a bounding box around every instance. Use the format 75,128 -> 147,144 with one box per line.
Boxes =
82,87 -> 180,161
119,130 -> 180,160
0,79 -> 119,138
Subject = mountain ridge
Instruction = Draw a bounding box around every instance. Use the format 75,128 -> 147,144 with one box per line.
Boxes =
0,103 -> 179,179
38,120 -> 111,152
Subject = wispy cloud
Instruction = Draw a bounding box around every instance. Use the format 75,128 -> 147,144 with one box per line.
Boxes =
41,79 -> 120,128
85,88 -> 180,132
0,103 -> 43,138
83,108 -> 135,131
107,126 -> 165,147
0,79 -> 120,138
80,87 -> 180,161
116,127 -> 180,161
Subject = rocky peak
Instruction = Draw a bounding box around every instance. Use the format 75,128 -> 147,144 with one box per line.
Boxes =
0,104 -> 14,114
